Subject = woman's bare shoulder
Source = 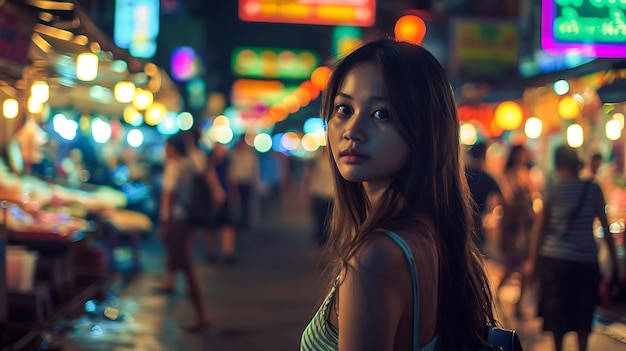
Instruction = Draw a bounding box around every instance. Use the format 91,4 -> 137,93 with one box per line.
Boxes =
346,226 -> 438,280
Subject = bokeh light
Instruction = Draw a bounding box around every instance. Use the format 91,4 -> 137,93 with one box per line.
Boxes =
524,117 -> 542,139
127,128 -> 144,147
567,123 -> 584,148
92,118 -> 112,143
254,133 -> 272,152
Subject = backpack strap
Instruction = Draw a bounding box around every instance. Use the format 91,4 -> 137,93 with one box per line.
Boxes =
385,231 -> 419,351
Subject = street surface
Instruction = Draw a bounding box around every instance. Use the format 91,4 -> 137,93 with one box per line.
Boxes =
56,188 -> 626,351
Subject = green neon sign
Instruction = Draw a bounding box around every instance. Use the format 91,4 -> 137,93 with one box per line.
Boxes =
553,0 -> 626,43
232,47 -> 319,80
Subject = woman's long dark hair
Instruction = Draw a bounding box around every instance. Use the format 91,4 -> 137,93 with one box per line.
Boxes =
321,39 -> 496,351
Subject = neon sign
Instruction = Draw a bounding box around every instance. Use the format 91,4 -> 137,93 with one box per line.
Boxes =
542,0 -> 626,57
232,47 -> 319,80
171,46 -> 203,82
114,0 -> 159,58
238,0 -> 375,27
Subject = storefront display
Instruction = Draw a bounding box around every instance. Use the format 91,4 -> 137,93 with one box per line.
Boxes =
0,0 -> 179,348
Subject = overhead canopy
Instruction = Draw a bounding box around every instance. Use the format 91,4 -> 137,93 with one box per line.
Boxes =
0,0 -> 180,117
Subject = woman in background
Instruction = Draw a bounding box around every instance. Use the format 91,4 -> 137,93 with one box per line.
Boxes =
497,144 -> 536,318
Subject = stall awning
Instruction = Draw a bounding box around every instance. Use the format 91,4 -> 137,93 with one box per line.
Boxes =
0,0 -> 181,116
466,57 -> 626,104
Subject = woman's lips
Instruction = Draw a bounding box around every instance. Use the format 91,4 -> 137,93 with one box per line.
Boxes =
340,149 -> 368,164
341,155 -> 367,164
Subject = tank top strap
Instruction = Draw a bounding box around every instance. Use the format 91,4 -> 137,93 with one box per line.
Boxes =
384,231 -> 419,351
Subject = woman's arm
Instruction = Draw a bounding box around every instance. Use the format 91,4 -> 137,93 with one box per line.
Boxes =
338,237 -> 409,351
525,199 -> 549,279
160,163 -> 175,222
205,161 -> 225,205
596,197 -> 619,283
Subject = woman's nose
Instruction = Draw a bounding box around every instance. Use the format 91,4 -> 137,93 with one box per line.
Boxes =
342,112 -> 367,142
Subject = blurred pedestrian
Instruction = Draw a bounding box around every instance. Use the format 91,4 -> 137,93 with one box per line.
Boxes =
61,148 -> 88,188
301,145 -> 335,259
182,128 -> 225,253
465,141 -> 503,253
589,153 -> 602,179
497,144 -> 535,318
301,38 -> 497,351
158,132 -> 209,332
205,142 -> 238,264
230,137 -> 260,234
580,152 -> 603,182
258,150 -> 283,214
526,145 -> 619,351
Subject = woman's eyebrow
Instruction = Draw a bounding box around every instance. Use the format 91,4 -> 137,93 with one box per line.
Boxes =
336,92 -> 386,102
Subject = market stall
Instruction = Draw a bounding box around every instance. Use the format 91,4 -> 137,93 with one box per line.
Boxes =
0,0 -> 176,348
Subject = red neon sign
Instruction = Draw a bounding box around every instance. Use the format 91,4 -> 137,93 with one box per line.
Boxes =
239,0 -> 376,27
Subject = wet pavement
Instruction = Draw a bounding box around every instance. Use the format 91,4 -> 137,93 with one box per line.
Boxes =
51,189 -> 626,351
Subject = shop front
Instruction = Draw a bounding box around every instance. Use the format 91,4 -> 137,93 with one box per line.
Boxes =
0,0 -> 180,348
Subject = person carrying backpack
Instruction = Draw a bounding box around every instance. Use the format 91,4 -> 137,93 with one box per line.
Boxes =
158,132 -> 212,332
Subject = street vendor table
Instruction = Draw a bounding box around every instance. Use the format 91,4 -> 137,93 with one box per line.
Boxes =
7,229 -> 88,302
99,209 -> 153,273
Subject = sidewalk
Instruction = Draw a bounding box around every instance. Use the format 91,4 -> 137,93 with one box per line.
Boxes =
51,189 -> 626,351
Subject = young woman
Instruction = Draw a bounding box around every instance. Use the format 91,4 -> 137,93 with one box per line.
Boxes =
301,38 -> 497,351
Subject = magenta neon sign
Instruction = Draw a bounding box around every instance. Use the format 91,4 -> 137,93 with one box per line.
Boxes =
541,0 -> 626,58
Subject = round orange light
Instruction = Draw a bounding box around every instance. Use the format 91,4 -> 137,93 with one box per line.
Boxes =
494,101 -> 523,130
293,87 -> 311,107
269,104 -> 288,122
283,95 -> 300,114
394,15 -> 427,45
301,80 -> 319,100
558,96 -> 580,120
311,66 -> 332,91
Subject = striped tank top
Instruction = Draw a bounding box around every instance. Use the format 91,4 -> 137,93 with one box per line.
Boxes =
300,231 -> 438,351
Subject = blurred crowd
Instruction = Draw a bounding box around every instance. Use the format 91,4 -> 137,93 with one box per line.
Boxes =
10,121 -> 626,346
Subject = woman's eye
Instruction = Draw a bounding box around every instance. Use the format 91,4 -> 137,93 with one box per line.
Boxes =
372,109 -> 389,119
335,104 -> 352,116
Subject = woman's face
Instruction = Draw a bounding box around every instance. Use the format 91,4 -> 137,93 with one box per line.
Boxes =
327,62 -> 410,190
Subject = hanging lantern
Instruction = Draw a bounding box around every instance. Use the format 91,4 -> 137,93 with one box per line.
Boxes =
459,122 -> 478,145
76,52 -> 99,81
133,88 -> 153,110
553,80 -> 569,96
558,96 -> 580,120
524,117 -> 542,139
567,124 -> 584,148
282,95 -> 300,114
144,102 -> 166,125
27,96 -> 43,114
613,112 -> 625,130
3,98 -> 18,119
123,105 -> 143,125
606,119 -> 621,141
311,66 -> 332,91
30,81 -> 49,103
494,101 -> 523,130
394,15 -> 427,45
114,81 -> 136,103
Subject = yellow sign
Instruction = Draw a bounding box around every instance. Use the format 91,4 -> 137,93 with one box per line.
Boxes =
452,20 -> 519,79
